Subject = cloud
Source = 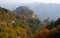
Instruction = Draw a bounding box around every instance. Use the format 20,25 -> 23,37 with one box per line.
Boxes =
40,0 -> 60,3
0,0 -> 40,4
0,0 -> 60,4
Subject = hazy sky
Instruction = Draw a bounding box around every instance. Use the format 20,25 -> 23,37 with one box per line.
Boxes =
0,0 -> 60,4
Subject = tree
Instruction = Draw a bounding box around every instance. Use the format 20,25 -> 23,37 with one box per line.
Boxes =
55,18 -> 60,26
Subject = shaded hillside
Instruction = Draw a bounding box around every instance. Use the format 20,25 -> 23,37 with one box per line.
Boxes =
13,6 -> 36,18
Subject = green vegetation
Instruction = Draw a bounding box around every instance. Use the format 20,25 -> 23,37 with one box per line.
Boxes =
0,7 -> 60,38
0,7 -> 41,38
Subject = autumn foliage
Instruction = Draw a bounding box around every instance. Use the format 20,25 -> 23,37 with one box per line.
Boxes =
34,26 -> 60,38
0,7 -> 60,38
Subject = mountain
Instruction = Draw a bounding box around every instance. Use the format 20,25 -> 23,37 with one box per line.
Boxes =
1,3 -> 60,38
0,7 -> 41,38
1,3 -> 60,20
13,6 -> 36,18
27,3 -> 60,20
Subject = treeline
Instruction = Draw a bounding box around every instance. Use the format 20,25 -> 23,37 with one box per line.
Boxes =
34,18 -> 60,38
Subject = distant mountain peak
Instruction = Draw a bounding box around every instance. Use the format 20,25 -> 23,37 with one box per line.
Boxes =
13,6 -> 36,18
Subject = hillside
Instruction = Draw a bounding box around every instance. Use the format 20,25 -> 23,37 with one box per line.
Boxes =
0,7 -> 41,38
13,6 -> 35,18
0,6 -> 60,38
